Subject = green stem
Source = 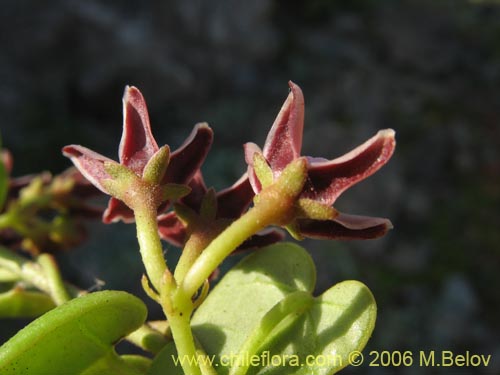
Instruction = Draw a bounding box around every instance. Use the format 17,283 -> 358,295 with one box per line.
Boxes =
133,206 -> 205,375
181,204 -> 272,298
37,254 -> 71,305
125,323 -> 170,354
163,291 -> 202,375
181,158 -> 308,298
134,207 -> 167,293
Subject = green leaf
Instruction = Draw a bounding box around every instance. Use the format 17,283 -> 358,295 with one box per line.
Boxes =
0,290 -> 147,375
192,242 -> 316,366
0,288 -> 56,318
121,355 -> 153,373
150,243 -> 376,375
247,280 -> 376,375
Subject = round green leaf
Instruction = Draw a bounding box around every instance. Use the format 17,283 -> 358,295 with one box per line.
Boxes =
191,242 -> 316,368
181,242 -> 375,375
247,280 -> 376,375
0,290 -> 147,375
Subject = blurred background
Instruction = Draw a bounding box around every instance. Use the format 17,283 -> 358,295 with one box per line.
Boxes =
1,0 -> 499,373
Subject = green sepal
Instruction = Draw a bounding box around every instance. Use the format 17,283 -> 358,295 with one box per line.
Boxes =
102,161 -> 141,201
0,290 -> 147,375
284,221 -> 304,241
253,152 -> 273,188
162,183 -> 191,202
142,145 -> 170,185
275,157 -> 308,198
295,198 -> 338,220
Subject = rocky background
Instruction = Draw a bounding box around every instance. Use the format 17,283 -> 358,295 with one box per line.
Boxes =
1,1 -> 499,373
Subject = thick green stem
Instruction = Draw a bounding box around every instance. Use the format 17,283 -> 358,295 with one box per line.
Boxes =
134,205 -> 204,375
134,207 -> 167,293
163,292 -> 202,375
37,253 -> 71,305
181,204 -> 272,299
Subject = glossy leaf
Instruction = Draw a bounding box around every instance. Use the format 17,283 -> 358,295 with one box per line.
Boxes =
0,290 -> 147,375
149,243 -> 376,374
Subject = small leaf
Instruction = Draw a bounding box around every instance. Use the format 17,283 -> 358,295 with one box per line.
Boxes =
0,288 -> 56,318
0,290 -> 147,375
248,280 -> 376,375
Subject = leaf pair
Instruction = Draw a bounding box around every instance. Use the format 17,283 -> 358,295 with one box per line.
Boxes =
151,243 -> 376,375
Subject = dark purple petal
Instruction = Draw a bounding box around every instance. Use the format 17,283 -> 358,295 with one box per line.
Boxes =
180,170 -> 208,213
157,211 -> 187,247
118,86 -> 159,174
297,213 -> 393,240
234,228 -> 285,252
1,150 -> 13,174
163,123 -> 213,185
103,197 -> 135,223
216,173 -> 254,219
303,129 -> 396,206
62,145 -> 115,194
59,167 -> 103,199
263,81 -> 304,174
243,142 -> 264,193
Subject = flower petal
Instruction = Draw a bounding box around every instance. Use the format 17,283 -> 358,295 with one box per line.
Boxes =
118,86 -> 159,174
297,213 -> 393,240
180,170 -> 208,213
216,173 -> 254,219
243,142 -> 264,192
304,129 -> 396,205
157,211 -> 187,247
102,197 -> 135,224
235,228 -> 286,252
1,149 -> 13,174
163,123 -> 213,185
263,81 -> 304,174
62,145 -> 115,194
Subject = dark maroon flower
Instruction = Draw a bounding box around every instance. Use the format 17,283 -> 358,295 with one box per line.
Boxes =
63,86 -> 213,223
244,81 -> 396,240
158,171 -> 284,249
